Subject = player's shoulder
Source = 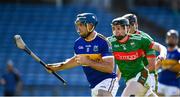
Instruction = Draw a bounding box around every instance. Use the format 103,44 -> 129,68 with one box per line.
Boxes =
74,37 -> 83,45
75,37 -> 81,42
139,31 -> 149,36
107,35 -> 117,42
177,48 -> 180,53
96,33 -> 107,41
130,34 -> 142,40
139,30 -> 154,40
96,33 -> 110,43
96,33 -> 112,46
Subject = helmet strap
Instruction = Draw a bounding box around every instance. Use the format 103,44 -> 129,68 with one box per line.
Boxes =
80,24 -> 94,39
86,23 -> 95,32
81,31 -> 92,39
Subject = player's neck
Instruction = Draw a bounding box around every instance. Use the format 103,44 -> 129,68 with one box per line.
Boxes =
168,46 -> 178,51
129,29 -> 137,34
85,31 -> 97,41
118,35 -> 129,43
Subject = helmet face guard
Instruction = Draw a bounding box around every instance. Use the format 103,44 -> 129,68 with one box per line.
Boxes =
166,29 -> 179,38
75,17 -> 87,26
74,21 -> 90,38
166,29 -> 179,47
75,13 -> 98,38
111,17 -> 130,40
75,20 -> 94,33
75,13 -> 98,27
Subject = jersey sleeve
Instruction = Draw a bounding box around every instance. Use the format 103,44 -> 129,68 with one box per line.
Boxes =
141,31 -> 154,41
141,36 -> 154,51
145,49 -> 156,58
100,39 -> 113,58
178,49 -> 180,61
73,42 -> 77,54
138,32 -> 156,57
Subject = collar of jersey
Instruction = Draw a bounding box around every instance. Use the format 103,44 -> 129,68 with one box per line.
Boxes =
85,31 -> 97,42
168,46 -> 178,52
118,35 -> 130,43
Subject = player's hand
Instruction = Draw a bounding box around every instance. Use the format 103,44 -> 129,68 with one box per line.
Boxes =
156,55 -> 166,63
155,55 -> 165,69
45,64 -> 54,73
45,63 -> 63,73
75,55 -> 90,65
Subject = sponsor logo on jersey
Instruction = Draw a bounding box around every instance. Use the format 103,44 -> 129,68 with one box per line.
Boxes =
85,45 -> 91,52
85,45 -> 91,48
121,44 -> 126,50
114,44 -> 120,48
130,42 -> 136,48
78,46 -> 84,49
130,42 -> 135,46
113,49 -> 145,61
93,45 -> 99,52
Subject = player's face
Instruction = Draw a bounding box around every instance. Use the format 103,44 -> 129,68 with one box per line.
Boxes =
112,25 -> 127,37
129,22 -> 138,34
75,22 -> 89,38
166,35 -> 178,47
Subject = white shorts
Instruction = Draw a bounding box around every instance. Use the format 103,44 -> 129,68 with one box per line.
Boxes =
127,72 -> 150,88
158,82 -> 180,96
91,77 -> 119,97
122,72 -> 157,97
147,73 -> 157,91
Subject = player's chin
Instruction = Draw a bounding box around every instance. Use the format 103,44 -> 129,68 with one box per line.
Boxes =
80,34 -> 87,38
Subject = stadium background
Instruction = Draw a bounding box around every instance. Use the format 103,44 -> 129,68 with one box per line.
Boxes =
0,0 -> 179,96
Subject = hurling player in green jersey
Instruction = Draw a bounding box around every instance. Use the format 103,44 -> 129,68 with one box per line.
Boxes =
108,17 -> 167,97
122,13 -> 158,92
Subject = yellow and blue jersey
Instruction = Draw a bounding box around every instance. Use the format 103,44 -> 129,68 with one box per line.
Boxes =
74,33 -> 116,88
158,48 -> 180,88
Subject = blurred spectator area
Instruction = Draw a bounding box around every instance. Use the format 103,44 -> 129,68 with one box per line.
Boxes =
0,0 -> 179,96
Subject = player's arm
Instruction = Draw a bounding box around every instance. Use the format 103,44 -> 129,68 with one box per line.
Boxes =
76,38 -> 115,73
145,50 -> 157,71
86,38 -> 114,73
144,48 -> 156,71
141,37 -> 167,68
46,56 -> 80,72
76,55 -> 114,73
169,62 -> 180,72
141,37 -> 167,60
151,42 -> 167,70
140,33 -> 157,71
151,42 -> 167,60
158,59 -> 180,72
89,56 -> 114,73
146,57 -> 156,71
